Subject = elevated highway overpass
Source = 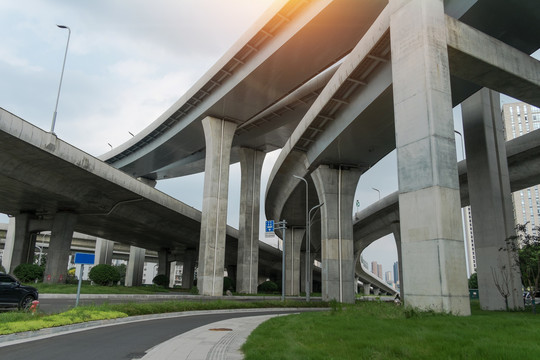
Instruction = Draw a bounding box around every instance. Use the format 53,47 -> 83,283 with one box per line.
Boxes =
1,0 -> 539,311
0,108 -> 283,285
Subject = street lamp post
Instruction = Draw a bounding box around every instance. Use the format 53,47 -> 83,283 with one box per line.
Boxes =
372,187 -> 381,200
51,24 -> 71,134
307,202 -> 324,302
293,175 -> 309,301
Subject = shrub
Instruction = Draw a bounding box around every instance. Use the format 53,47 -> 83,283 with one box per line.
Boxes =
13,263 -> 44,282
88,264 -> 121,286
152,274 -> 169,287
189,286 -> 199,295
223,276 -> 235,293
258,280 -> 279,294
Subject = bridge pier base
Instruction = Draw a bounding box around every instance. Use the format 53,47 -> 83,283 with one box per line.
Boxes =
363,283 -> 371,296
462,89 -> 523,310
236,148 -> 265,294
44,212 -> 77,284
198,117 -> 237,296
390,0 -> 469,314
285,228 -> 305,296
125,246 -> 145,287
312,165 -> 361,304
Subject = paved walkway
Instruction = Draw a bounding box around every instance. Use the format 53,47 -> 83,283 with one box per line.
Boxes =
141,314 -> 282,360
0,309 -> 304,359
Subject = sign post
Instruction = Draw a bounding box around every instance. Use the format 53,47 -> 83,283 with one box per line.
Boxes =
265,220 -> 274,238
272,220 -> 287,301
74,253 -> 95,307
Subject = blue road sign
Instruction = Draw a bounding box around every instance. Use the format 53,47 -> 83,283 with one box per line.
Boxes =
265,220 -> 274,233
74,253 -> 95,265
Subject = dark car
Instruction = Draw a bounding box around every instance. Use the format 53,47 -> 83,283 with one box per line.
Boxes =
0,273 -> 39,310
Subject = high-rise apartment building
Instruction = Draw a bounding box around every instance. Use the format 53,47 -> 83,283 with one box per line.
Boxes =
464,101 -> 540,275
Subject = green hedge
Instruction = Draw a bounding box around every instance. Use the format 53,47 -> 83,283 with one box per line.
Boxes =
88,264 -> 121,286
13,263 -> 44,282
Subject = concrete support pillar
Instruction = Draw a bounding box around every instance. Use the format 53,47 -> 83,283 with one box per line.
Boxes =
236,148 -> 265,294
44,212 -> 77,284
158,250 -> 171,279
181,249 -> 196,289
462,89 -> 523,310
374,288 -> 380,296
198,116 -> 237,296
95,238 -> 114,265
364,283 -> 371,296
311,165 -> 361,303
169,262 -> 177,288
227,264 -> 237,283
390,221 -> 403,295
285,228 -> 305,296
125,246 -> 145,287
390,0 -> 470,315
300,251 -> 306,292
3,215 -> 36,273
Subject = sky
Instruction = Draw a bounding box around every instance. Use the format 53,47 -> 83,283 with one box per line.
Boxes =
4,0 -> 531,279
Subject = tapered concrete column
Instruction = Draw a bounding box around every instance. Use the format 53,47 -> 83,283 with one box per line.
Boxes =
311,165 -> 361,303
125,246 -> 145,287
3,215 -> 36,273
364,283 -> 371,295
462,89 -> 523,310
44,212 -> 77,284
181,249 -> 196,289
198,117 -> 237,296
95,238 -> 114,265
390,0 -> 470,315
285,228 -> 305,296
237,148 -> 265,294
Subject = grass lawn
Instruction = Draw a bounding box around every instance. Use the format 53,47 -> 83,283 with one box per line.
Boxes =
242,301 -> 540,359
28,283 -> 174,294
0,299 -> 328,335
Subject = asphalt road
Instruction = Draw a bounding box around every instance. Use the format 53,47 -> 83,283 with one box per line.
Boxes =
0,310 -> 300,360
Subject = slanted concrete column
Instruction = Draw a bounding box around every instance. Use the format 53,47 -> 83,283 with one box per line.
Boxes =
181,249 -> 196,289
198,116 -> 237,296
462,89 -> 523,310
237,148 -> 265,294
311,165 -> 361,303
285,228 -> 305,296
95,238 -> 114,265
3,215 -> 36,273
390,0 -> 470,315
44,212 -> 77,283
125,246 -> 145,287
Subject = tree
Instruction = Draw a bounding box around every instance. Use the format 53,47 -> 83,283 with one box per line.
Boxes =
468,273 -> 478,289
515,224 -> 540,313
